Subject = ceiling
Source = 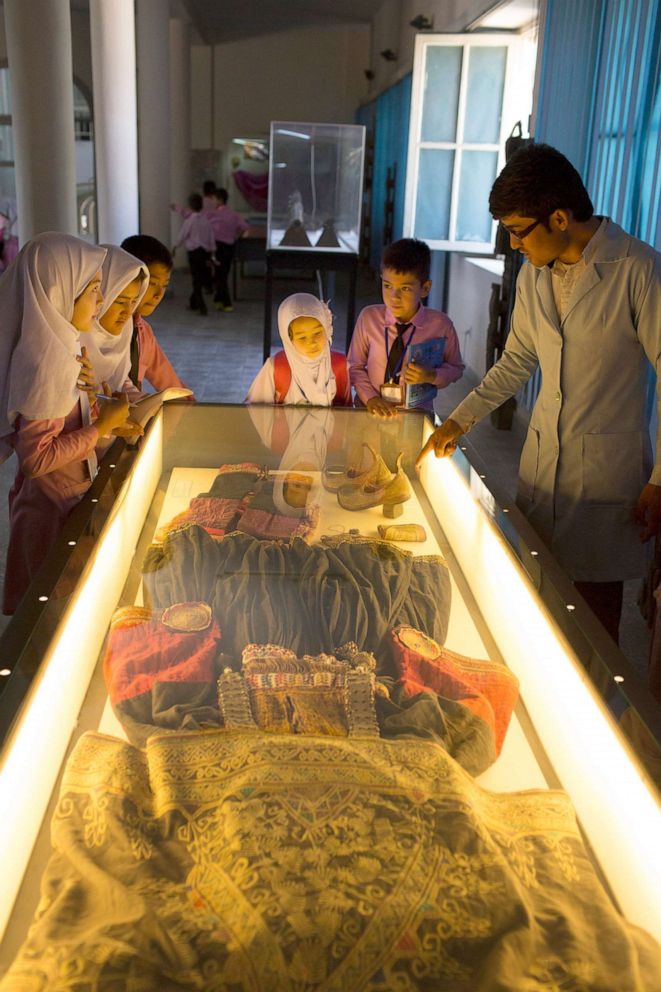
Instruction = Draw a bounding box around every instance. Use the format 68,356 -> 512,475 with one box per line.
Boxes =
180,0 -> 382,45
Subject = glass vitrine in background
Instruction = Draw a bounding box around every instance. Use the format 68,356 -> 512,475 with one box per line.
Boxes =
267,122 -> 366,253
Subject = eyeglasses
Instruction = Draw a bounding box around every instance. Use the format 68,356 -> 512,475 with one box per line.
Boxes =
500,218 -> 542,241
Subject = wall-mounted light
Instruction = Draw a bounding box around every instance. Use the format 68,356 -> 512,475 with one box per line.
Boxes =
409,14 -> 434,30
364,68 -> 375,80
380,49 -> 397,61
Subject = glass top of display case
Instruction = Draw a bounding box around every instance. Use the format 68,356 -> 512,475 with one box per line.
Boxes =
0,403 -> 660,980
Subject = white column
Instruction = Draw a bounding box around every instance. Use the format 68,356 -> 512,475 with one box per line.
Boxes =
170,17 -> 192,250
135,0 -> 171,245
4,0 -> 77,243
89,0 -> 139,244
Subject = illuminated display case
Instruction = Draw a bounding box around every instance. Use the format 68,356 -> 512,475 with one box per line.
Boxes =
0,404 -> 660,979
267,122 -> 365,253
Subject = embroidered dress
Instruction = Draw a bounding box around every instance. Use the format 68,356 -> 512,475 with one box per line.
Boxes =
3,730 -> 659,991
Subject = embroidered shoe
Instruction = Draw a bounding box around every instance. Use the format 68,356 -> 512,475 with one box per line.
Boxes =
337,453 -> 411,511
322,443 -> 393,493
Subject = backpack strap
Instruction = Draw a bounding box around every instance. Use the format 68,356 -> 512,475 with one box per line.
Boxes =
272,350 -> 291,404
330,351 -> 349,406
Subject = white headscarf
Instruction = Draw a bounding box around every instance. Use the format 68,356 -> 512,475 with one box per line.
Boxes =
86,245 -> 148,392
277,292 -> 337,406
0,232 -> 106,451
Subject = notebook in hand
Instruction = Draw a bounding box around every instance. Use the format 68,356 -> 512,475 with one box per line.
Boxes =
405,338 -> 446,408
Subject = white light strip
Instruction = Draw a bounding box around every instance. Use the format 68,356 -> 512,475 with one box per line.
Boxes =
0,416 -> 164,940
419,434 -> 661,939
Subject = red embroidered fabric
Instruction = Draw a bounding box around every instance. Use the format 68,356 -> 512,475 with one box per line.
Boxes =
390,625 -> 520,756
103,603 -> 221,705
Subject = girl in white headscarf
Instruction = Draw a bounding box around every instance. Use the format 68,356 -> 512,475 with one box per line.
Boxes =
246,292 -> 351,406
0,232 -> 135,614
86,245 -> 149,397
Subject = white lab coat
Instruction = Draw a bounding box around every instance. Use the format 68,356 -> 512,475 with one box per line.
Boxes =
451,219 -> 661,582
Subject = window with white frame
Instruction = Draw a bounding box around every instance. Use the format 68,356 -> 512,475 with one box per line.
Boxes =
404,33 -> 535,253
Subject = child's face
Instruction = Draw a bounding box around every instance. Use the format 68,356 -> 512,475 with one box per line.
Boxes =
71,268 -> 103,331
289,315 -> 326,359
283,470 -> 313,508
99,277 -> 144,336
138,263 -> 171,317
381,267 -> 432,323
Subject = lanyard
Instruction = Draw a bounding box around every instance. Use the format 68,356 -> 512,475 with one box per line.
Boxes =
383,324 -> 416,381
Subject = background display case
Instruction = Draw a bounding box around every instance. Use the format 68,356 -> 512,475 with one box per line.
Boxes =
0,404 -> 660,981
267,122 -> 365,253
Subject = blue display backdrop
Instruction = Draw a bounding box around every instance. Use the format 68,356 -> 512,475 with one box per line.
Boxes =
356,74 -> 412,271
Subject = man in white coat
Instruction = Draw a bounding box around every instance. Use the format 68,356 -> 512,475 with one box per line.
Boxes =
417,143 -> 661,643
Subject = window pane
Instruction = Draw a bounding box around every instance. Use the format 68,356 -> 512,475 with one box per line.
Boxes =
0,165 -> 16,201
414,148 -> 454,240
0,69 -> 11,116
464,47 -> 507,144
456,151 -> 498,243
0,125 -> 14,162
420,46 -> 462,143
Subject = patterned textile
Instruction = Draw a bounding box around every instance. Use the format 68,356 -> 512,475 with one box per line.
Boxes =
3,731 -> 659,991
158,464 -> 320,544
391,625 -> 520,756
155,496 -> 244,543
102,603 -> 223,746
217,643 -> 380,737
143,528 -> 451,659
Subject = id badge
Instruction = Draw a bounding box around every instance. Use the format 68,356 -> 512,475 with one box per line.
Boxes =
380,381 -> 404,405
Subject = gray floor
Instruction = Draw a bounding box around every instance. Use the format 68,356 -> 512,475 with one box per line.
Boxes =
0,265 -> 651,673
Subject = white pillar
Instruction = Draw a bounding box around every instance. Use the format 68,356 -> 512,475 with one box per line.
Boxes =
170,17 -> 192,250
89,0 -> 139,244
4,0 -> 77,243
135,0 -> 171,245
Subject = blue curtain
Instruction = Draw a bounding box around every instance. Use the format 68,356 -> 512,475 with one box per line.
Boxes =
522,0 -> 661,412
356,74 -> 412,270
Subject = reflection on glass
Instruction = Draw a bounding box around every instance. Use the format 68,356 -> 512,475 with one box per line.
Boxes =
414,149 -> 454,241
456,151 -> 498,242
464,46 -> 507,144
421,46 -> 462,143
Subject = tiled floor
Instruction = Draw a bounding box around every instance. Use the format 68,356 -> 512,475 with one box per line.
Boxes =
0,265 -> 651,674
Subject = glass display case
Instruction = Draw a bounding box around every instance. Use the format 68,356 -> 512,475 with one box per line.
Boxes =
0,404 -> 660,987
267,122 -> 365,253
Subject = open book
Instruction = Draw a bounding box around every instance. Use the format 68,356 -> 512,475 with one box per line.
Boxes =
405,338 -> 446,409
131,387 -> 193,428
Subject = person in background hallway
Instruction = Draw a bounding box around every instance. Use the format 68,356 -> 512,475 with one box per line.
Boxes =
348,238 -> 464,417
208,187 -> 248,313
172,193 -> 216,317
120,234 -> 193,396
417,143 -> 661,644
0,233 -> 137,614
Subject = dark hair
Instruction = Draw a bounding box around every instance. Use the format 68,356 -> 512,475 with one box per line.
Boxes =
489,143 -> 594,223
120,234 -> 173,270
188,192 -> 203,211
202,180 -> 216,196
216,187 -> 228,204
381,238 -> 431,283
